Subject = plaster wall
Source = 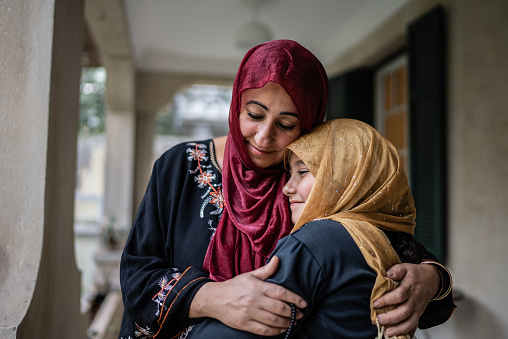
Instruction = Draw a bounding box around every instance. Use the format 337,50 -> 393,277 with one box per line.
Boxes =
0,0 -> 87,337
0,0 -> 54,334
329,0 -> 508,337
441,0 -> 508,337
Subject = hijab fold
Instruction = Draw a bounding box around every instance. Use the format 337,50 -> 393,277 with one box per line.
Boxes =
203,40 -> 328,281
286,119 -> 415,334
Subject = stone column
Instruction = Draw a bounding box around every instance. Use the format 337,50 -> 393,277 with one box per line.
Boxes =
102,56 -> 136,232
0,0 -> 87,337
86,0 -> 136,233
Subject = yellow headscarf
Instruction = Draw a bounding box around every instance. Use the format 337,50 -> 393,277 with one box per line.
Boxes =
286,119 -> 415,337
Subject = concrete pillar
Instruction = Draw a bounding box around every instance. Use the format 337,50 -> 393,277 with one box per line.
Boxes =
86,0 -> 136,232
0,0 -> 87,337
103,104 -> 135,231
102,55 -> 136,231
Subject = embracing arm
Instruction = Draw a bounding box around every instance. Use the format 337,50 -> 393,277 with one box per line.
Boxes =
189,257 -> 307,336
374,232 -> 456,337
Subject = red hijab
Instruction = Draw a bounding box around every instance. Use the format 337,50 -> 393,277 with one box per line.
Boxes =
203,40 -> 328,281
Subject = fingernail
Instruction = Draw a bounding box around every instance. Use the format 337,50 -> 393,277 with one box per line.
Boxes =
387,270 -> 394,278
377,315 -> 384,325
385,328 -> 393,336
300,301 -> 307,308
373,301 -> 380,308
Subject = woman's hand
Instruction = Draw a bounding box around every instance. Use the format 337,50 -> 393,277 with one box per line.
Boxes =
373,263 -> 440,337
190,256 -> 307,336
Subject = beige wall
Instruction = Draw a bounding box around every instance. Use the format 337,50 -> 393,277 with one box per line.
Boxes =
0,0 -> 87,337
330,0 -> 508,337
444,0 -> 508,337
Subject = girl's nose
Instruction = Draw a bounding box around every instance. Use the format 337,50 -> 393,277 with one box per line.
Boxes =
283,178 -> 296,196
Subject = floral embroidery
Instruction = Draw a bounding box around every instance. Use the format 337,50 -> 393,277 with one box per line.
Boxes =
186,142 -> 223,239
210,187 -> 224,209
134,324 -> 154,338
187,144 -> 208,162
194,170 -> 215,188
151,271 -> 181,318
178,325 -> 195,338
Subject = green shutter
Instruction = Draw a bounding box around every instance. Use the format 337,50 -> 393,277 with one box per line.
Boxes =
408,5 -> 447,262
327,69 -> 373,125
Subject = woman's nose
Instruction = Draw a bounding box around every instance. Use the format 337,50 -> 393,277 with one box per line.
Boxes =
254,122 -> 275,147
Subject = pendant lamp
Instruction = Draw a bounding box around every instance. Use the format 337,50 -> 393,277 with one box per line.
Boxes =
236,0 -> 273,50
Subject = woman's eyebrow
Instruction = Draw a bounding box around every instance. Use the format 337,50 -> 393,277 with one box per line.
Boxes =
246,100 -> 268,111
280,112 -> 299,119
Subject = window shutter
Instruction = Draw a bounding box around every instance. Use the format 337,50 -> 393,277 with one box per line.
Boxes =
327,69 -> 373,125
408,5 -> 447,262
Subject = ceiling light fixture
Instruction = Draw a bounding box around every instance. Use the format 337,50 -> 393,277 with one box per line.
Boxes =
236,0 -> 273,50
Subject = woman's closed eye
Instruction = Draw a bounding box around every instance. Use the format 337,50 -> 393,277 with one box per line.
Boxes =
248,111 -> 297,131
247,111 -> 263,120
278,121 -> 297,131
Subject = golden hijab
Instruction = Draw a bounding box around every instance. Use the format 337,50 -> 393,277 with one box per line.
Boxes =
286,119 -> 416,332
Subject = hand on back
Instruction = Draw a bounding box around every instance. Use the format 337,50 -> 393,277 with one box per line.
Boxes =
191,256 -> 306,336
373,263 -> 440,337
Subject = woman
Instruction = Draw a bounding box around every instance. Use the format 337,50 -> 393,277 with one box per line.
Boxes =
119,40 -> 451,339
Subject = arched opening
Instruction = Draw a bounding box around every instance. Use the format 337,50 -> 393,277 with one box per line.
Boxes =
153,82 -> 232,161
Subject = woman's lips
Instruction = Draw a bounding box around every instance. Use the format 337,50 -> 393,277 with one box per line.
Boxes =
248,143 -> 272,156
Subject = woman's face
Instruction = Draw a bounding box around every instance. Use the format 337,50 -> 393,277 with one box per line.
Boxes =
283,152 -> 315,224
239,82 -> 301,169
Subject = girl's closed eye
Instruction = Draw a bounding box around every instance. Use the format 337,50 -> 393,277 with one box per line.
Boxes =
298,169 -> 309,176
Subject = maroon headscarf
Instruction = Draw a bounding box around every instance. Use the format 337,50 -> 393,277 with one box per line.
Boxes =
203,40 -> 328,281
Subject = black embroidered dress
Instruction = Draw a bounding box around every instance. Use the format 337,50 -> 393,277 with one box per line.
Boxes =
119,139 -> 222,338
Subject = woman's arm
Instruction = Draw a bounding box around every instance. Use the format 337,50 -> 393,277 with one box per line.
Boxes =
190,257 -> 307,336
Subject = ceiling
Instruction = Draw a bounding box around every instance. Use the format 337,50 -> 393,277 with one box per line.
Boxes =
119,0 -> 411,77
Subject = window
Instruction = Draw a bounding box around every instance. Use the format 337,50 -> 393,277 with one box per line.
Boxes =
375,54 -> 410,177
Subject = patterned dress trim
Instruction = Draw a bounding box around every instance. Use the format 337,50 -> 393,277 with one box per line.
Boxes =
186,142 -> 223,239
129,141 -> 223,338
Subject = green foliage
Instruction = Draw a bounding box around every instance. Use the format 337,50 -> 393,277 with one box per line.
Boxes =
155,105 -> 175,135
79,67 -> 106,135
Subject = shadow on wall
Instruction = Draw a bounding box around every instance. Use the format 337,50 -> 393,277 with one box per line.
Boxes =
426,291 -> 504,338
0,246 -> 7,290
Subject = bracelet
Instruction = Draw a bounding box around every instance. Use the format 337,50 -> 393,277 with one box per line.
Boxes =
421,260 -> 453,301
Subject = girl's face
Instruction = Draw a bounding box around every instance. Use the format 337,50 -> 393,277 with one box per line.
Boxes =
239,82 -> 301,169
283,152 -> 315,224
